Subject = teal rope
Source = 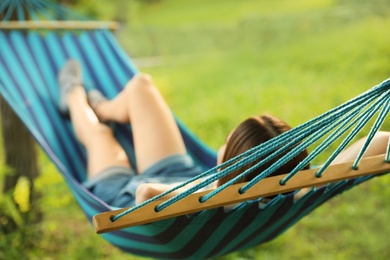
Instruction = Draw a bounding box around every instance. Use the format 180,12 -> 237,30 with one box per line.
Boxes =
239,80 -> 390,190
205,109 -> 347,199
242,106 -> 359,191
2,0 -> 17,21
169,111 -> 333,205
16,3 -> 26,21
204,87 -> 384,198
158,79 -> 390,211
386,137 -> 390,163
281,95 -> 379,184
0,0 -> 91,22
154,106 -> 332,207
112,79 -> 390,221
352,97 -> 390,168
316,92 -> 389,177
113,122 -> 308,218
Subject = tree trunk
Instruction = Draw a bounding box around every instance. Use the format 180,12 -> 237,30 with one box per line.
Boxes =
0,1 -> 41,234
0,95 -> 41,232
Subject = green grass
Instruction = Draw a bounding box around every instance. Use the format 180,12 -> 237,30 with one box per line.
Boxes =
141,15 -> 390,151
1,0 -> 390,259
130,0 -> 334,26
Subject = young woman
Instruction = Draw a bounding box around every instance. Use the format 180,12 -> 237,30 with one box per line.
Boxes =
58,60 -> 390,208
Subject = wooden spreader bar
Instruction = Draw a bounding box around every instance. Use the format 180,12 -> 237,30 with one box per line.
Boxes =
93,155 -> 390,234
0,21 -> 120,31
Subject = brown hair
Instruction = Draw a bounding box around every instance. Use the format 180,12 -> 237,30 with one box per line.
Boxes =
217,114 -> 309,186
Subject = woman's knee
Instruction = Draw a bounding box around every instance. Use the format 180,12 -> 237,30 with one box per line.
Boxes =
123,74 -> 159,102
126,74 -> 154,91
133,74 -> 153,85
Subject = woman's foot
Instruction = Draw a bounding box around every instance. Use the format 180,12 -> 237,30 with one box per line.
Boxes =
58,59 -> 83,114
87,89 -> 107,111
87,89 -> 113,125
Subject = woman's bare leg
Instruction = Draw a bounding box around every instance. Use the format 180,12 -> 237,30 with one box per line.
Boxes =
67,87 -> 130,178
93,74 -> 186,173
91,86 -> 131,124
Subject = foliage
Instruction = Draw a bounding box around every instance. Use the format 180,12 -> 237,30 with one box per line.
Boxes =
1,0 -> 390,259
0,167 -> 42,259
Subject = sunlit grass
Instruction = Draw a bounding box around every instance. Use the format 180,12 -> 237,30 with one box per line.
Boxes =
142,16 -> 390,150
135,0 -> 335,27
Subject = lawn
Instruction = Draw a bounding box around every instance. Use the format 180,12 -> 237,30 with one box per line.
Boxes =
1,0 -> 390,259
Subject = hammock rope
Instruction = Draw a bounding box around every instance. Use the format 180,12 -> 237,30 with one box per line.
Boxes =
0,0 -> 87,22
115,85 -> 383,219
284,97 -> 377,182
112,78 -> 390,221
318,92 -> 389,175
299,90 -> 390,178
353,98 -> 390,167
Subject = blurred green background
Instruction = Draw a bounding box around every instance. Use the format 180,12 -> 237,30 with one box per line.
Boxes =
1,0 -> 390,259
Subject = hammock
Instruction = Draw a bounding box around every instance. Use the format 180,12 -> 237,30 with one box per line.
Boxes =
1,1 -> 390,259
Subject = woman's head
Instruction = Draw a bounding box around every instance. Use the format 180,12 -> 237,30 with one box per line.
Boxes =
217,114 -> 309,186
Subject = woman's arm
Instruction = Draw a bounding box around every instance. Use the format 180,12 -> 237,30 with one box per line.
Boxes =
331,131 -> 390,164
135,183 -> 182,205
293,131 -> 390,201
135,180 -> 217,205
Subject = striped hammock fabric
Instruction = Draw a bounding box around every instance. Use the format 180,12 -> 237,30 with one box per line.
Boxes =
1,28 -> 389,259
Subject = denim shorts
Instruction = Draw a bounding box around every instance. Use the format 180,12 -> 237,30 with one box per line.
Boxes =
83,154 -> 203,208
